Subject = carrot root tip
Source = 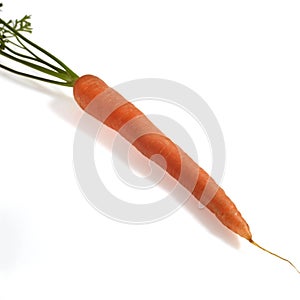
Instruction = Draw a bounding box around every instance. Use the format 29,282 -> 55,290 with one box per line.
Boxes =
249,239 -> 300,274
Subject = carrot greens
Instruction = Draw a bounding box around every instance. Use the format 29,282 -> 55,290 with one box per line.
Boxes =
0,4 -> 78,86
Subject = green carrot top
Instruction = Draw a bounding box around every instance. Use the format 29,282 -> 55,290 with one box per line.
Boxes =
0,3 -> 78,86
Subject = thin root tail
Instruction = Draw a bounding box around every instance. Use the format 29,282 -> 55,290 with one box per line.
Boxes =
249,239 -> 300,274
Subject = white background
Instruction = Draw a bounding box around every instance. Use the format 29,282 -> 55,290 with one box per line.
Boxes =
1,0 -> 300,299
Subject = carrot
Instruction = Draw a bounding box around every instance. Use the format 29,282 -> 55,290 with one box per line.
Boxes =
73,75 -> 252,239
0,5 -> 298,273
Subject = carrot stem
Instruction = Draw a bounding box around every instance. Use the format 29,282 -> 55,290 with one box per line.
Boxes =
0,51 -> 71,81
0,62 -> 73,86
249,239 -> 300,274
14,35 -> 66,73
0,14 -> 79,86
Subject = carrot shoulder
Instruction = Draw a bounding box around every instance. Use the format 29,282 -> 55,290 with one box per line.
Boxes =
73,74 -> 252,240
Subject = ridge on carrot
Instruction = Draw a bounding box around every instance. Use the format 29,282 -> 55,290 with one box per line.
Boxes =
0,4 -> 298,273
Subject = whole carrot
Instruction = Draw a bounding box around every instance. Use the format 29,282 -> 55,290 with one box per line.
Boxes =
0,6 -> 298,272
73,75 -> 298,271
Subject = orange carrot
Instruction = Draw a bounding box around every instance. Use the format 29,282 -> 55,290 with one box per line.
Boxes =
73,75 -> 252,240
0,8 -> 298,273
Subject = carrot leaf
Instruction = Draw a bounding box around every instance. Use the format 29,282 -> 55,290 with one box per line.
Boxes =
0,4 -> 79,86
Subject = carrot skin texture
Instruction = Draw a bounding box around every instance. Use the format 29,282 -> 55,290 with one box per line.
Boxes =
73,75 -> 252,240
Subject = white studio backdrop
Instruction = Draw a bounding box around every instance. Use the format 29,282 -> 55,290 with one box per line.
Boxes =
1,1 -> 300,299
